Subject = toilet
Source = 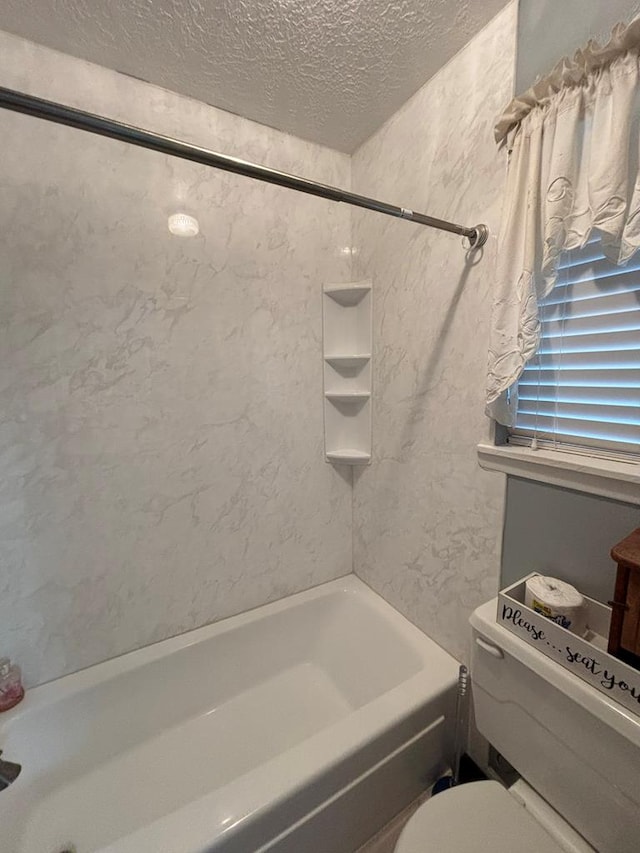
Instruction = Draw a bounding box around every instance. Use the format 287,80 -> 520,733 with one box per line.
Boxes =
395,598 -> 640,853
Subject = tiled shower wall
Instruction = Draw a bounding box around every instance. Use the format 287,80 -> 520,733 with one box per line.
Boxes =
2,4 -> 522,687
0,32 -> 353,686
351,4 -> 516,661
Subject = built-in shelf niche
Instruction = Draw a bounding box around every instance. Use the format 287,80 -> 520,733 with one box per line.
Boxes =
322,281 -> 372,465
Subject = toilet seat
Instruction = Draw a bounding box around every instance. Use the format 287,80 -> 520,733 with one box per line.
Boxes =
395,781 -> 566,853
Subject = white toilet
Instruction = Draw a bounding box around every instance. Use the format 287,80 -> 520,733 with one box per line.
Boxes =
395,598 -> 640,853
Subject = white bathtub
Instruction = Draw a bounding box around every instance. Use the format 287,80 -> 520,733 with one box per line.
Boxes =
0,576 -> 458,853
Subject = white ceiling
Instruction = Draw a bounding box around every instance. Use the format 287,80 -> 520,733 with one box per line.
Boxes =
0,0 -> 510,153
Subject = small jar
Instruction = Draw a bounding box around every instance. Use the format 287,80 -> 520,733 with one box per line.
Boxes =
0,657 -> 24,712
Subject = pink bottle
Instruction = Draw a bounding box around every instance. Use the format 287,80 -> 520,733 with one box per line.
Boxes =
0,658 -> 24,712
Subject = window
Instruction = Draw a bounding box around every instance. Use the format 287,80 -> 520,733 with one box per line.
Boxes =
509,238 -> 640,461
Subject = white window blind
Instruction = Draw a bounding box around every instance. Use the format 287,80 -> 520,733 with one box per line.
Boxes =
510,238 -> 640,460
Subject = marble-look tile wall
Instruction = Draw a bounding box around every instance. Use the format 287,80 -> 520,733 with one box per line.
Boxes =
0,31 -> 352,686
351,5 -> 515,661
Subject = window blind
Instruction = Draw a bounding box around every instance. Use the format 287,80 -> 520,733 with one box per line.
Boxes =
511,238 -> 640,459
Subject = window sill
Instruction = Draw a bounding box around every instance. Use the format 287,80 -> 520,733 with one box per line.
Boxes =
477,442 -> 640,506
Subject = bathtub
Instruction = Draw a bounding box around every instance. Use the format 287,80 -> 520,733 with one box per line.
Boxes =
1,576 -> 458,853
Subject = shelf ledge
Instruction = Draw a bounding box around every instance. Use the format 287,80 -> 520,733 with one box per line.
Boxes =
477,442 -> 640,506
324,354 -> 371,369
325,392 -> 371,404
326,450 -> 371,465
323,283 -> 371,307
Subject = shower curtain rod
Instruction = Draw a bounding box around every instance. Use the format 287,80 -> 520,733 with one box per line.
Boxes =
0,85 -> 488,249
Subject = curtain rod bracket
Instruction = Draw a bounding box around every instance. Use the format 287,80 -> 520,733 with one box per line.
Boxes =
469,224 -> 489,250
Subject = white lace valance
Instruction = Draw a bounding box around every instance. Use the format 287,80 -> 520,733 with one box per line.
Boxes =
486,16 -> 640,425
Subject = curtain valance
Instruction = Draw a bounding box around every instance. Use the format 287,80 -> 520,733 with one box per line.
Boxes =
486,17 -> 640,424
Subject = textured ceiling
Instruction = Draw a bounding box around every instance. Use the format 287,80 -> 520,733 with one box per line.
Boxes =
0,0 -> 510,152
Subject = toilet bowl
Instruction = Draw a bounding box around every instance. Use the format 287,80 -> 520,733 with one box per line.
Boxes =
394,597 -> 640,853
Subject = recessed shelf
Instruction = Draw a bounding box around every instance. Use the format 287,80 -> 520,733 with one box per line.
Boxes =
325,392 -> 371,404
324,354 -> 371,370
326,450 -> 371,464
324,284 -> 371,307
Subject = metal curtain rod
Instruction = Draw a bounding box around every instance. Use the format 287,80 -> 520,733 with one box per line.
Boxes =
0,86 -> 488,249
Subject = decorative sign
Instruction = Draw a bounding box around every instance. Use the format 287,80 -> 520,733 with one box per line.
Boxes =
497,576 -> 640,718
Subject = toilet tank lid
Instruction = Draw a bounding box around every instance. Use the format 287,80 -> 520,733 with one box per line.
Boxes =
470,599 -> 640,748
